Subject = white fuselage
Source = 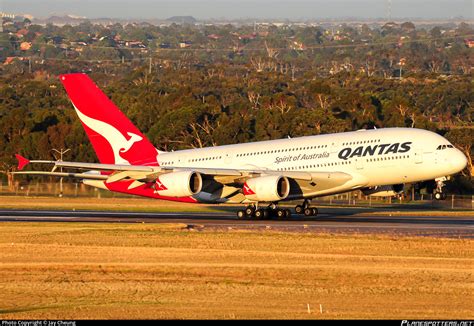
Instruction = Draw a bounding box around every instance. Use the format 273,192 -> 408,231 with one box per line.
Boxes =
155,127 -> 467,200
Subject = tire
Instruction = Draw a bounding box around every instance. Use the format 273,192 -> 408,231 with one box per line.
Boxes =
311,207 -> 318,216
304,208 -> 313,217
434,192 -> 443,200
263,209 -> 270,219
285,209 -> 291,219
237,210 -> 246,220
276,209 -> 286,220
295,205 -> 303,214
255,209 -> 265,220
245,206 -> 255,216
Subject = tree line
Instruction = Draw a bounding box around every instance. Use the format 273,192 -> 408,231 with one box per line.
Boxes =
0,21 -> 472,192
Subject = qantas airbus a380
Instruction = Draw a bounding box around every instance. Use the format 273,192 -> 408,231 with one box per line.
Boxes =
14,73 -> 468,219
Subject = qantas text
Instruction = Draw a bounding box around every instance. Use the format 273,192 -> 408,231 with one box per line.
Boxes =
338,142 -> 412,160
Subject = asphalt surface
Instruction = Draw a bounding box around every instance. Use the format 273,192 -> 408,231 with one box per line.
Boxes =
0,209 -> 473,238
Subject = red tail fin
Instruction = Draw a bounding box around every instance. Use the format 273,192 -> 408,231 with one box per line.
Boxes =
60,73 -> 159,166
15,154 -> 30,170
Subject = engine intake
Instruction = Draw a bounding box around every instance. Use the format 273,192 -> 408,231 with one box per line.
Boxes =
154,171 -> 202,197
243,175 -> 290,202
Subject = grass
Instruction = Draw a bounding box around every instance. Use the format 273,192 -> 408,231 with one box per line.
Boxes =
0,222 -> 472,319
0,196 -> 222,213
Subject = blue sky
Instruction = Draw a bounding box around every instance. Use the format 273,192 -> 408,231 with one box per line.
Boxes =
1,0 -> 473,20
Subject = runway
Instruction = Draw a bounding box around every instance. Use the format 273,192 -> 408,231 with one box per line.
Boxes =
0,209 -> 473,238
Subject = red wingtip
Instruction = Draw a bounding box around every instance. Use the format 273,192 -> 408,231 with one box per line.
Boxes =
15,154 -> 30,171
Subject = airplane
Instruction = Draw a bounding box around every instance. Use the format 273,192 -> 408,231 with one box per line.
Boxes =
13,73 -> 468,220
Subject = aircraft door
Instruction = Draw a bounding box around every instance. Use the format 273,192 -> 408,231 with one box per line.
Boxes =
176,154 -> 187,167
355,157 -> 364,170
414,148 -> 423,164
224,153 -> 233,165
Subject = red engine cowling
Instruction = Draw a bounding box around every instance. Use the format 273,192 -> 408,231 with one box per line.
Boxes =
154,171 -> 202,197
243,175 -> 290,202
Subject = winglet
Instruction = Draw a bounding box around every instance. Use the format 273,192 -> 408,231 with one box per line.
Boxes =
15,154 -> 30,171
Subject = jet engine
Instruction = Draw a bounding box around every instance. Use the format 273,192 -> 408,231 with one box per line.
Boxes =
243,175 -> 290,202
361,184 -> 404,197
154,170 -> 202,197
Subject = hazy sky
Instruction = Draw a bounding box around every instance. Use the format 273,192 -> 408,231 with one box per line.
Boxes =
1,0 -> 473,20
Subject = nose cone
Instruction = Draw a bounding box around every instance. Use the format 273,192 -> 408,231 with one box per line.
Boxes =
451,149 -> 468,174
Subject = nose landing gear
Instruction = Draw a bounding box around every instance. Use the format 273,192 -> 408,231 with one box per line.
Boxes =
434,177 -> 448,200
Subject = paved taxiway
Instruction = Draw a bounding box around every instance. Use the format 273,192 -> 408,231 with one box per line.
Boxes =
0,209 -> 472,238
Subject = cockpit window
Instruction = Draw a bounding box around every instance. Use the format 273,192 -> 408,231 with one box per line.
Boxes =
437,144 -> 454,150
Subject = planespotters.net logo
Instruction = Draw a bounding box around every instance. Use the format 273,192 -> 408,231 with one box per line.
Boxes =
402,321 -> 473,326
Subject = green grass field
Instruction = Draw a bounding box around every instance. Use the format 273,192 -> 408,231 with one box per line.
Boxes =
0,222 -> 472,319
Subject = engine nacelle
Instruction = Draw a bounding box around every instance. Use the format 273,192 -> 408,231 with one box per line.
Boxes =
361,184 -> 404,197
154,171 -> 202,197
243,175 -> 290,202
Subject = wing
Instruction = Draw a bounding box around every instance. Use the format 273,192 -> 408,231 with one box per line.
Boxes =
13,154 -> 366,202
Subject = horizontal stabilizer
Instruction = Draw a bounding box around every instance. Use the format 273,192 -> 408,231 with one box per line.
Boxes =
15,154 -> 30,171
12,171 -> 108,180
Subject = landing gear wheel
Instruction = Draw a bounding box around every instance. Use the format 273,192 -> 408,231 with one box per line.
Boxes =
311,207 -> 318,216
304,208 -> 313,217
245,206 -> 255,217
263,209 -> 270,219
434,177 -> 448,201
237,210 -> 246,220
276,209 -> 286,220
434,192 -> 445,200
255,209 -> 267,220
295,205 -> 304,214
284,209 -> 291,219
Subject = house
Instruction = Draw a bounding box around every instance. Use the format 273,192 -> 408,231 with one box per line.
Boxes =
207,34 -> 220,40
125,41 -> 146,48
71,41 -> 88,46
179,41 -> 192,48
464,39 -> 474,48
333,34 -> 347,41
239,33 -> 256,41
290,41 -> 305,51
4,56 -> 26,65
20,42 -> 32,51
16,29 -> 28,38
4,57 -> 16,65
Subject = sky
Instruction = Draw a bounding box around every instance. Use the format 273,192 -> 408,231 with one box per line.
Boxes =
1,0 -> 473,20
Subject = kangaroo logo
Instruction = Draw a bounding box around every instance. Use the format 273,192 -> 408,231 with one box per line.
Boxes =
243,182 -> 256,195
154,178 -> 168,192
74,105 -> 143,165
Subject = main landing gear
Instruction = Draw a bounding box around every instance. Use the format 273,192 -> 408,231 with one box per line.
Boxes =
236,199 -> 319,220
434,177 -> 448,200
237,203 -> 291,220
294,199 -> 318,217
